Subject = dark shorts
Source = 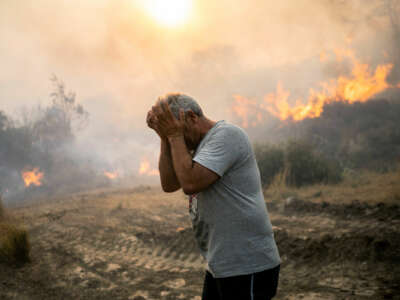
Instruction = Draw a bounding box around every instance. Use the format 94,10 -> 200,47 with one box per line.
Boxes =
202,265 -> 280,300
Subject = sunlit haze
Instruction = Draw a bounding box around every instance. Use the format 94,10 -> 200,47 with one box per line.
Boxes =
0,0 -> 399,189
141,0 -> 193,27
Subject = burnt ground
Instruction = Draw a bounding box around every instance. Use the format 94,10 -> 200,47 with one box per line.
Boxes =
0,187 -> 399,299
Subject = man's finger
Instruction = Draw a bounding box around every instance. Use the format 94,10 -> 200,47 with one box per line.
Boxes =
160,99 -> 169,114
152,104 -> 163,116
146,110 -> 153,123
161,99 -> 178,120
156,98 -> 166,112
179,108 -> 185,122
156,100 -> 168,121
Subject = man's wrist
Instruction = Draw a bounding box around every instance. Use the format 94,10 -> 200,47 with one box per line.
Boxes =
167,134 -> 184,142
161,137 -> 169,146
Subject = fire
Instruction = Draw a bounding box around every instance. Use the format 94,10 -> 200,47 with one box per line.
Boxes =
104,171 -> 118,179
265,84 -> 328,122
337,62 -> 392,102
319,51 -> 328,62
334,47 -> 355,62
233,50 -> 396,125
139,159 -> 159,176
232,95 -> 264,128
21,167 -> 44,187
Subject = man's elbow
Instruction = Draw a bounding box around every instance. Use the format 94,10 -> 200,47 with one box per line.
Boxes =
161,183 -> 180,193
182,183 -> 200,195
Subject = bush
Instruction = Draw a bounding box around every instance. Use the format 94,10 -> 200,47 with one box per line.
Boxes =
393,169 -> 400,201
0,197 -> 30,265
0,223 -> 31,265
285,141 -> 343,187
0,196 -> 4,220
298,99 -> 400,172
254,143 -> 284,187
255,140 -> 343,188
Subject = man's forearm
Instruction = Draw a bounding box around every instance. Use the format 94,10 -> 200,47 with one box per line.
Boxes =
159,138 -> 181,192
167,135 -> 196,193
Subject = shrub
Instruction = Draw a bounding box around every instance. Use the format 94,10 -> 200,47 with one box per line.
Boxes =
0,196 -> 4,220
298,99 -> 400,172
0,223 -> 31,264
0,197 -> 30,265
285,140 -> 343,187
254,143 -> 284,187
264,168 -> 299,203
393,169 -> 400,201
255,140 -> 343,188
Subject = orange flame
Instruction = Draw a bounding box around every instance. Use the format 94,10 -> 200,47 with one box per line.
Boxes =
233,51 -> 395,124
139,159 -> 159,176
22,167 -> 44,187
104,171 -> 118,179
264,83 -> 328,122
336,62 -> 392,102
334,47 -> 355,62
231,95 -> 264,128
319,51 -> 328,62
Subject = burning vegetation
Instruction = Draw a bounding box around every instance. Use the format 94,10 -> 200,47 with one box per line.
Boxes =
0,77 -> 160,202
233,50 -> 396,124
104,171 -> 119,180
0,77 -> 101,201
139,159 -> 159,176
231,45 -> 400,176
21,168 -> 44,187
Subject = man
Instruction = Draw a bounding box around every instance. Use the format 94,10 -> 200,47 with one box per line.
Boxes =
146,93 -> 281,300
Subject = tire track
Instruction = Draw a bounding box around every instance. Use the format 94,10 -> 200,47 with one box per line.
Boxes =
30,213 -> 204,295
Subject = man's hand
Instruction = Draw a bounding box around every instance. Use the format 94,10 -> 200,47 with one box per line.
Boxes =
152,99 -> 185,138
147,99 -> 182,193
146,110 -> 165,139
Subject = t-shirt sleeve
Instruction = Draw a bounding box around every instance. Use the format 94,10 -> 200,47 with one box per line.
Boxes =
193,126 -> 245,177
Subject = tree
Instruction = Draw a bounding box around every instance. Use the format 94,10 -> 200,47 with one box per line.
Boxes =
32,76 -> 89,150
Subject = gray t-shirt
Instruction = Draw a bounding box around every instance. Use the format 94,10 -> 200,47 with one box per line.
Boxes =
189,120 -> 281,278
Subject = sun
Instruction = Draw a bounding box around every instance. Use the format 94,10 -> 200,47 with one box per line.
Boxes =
142,0 -> 193,27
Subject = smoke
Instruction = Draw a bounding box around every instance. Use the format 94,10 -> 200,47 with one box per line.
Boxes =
0,0 -> 399,201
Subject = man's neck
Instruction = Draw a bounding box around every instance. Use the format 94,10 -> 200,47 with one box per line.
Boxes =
199,118 -> 217,140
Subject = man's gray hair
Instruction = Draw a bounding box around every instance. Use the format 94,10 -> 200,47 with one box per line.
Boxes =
159,93 -> 203,120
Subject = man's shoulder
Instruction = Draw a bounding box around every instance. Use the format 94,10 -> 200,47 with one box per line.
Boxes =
214,121 -> 248,139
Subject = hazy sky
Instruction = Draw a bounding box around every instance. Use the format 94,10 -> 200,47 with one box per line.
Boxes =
0,0 -> 398,178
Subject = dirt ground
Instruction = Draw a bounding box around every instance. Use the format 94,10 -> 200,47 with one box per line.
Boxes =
1,186 -> 399,299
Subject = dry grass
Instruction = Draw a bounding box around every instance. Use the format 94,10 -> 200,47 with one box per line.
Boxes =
0,196 -> 31,265
264,168 -> 400,205
264,168 -> 298,203
0,223 -> 30,264
392,169 -> 400,201
0,195 -> 4,220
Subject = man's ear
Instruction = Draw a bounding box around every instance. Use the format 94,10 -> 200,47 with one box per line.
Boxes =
186,110 -> 198,124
